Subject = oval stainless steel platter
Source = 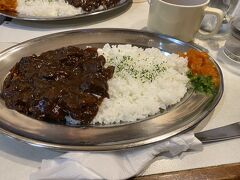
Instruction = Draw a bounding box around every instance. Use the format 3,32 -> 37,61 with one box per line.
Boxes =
0,29 -> 224,151
0,0 -> 131,21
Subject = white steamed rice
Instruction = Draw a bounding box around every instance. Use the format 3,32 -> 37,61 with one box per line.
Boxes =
92,44 -> 189,124
17,0 -> 103,17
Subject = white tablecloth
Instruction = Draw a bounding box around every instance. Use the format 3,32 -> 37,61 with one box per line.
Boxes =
0,2 -> 240,180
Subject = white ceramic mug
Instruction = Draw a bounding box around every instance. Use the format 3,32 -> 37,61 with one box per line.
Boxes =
147,0 -> 224,42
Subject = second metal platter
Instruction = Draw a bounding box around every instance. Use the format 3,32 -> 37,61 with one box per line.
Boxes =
0,0 -> 132,21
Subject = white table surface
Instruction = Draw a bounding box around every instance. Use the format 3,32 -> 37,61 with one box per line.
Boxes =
0,2 -> 240,180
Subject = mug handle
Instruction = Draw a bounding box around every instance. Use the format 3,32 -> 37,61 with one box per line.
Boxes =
198,7 -> 224,38
147,0 -> 151,4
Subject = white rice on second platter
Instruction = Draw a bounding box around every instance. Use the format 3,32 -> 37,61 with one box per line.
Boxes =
17,0 -> 82,17
92,44 -> 189,124
17,0 -> 103,17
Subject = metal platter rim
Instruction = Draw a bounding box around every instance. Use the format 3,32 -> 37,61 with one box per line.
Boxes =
0,28 -> 224,151
0,115 -> 208,152
0,28 -> 198,54
0,0 -> 131,21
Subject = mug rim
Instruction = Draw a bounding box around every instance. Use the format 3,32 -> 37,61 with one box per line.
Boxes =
158,0 -> 210,8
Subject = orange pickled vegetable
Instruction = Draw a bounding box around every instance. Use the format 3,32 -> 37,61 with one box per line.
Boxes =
0,0 -> 17,12
179,49 -> 219,86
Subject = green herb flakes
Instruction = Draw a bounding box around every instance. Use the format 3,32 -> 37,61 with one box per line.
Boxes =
107,55 -> 167,83
187,72 -> 216,95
